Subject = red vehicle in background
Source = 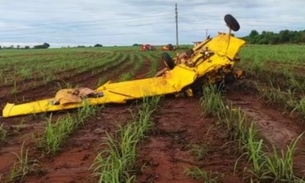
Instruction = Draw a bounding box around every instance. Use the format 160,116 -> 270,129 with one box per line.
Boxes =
140,44 -> 156,51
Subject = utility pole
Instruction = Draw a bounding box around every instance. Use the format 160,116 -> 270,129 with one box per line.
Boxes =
175,3 -> 178,48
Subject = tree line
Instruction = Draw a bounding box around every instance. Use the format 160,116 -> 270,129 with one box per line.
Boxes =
2,30 -> 305,49
0,43 -> 50,49
242,29 -> 305,44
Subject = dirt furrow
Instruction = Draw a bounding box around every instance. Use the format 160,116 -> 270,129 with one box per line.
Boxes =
132,55 -> 152,79
23,56 -> 151,182
225,89 -> 305,177
136,97 -> 245,183
67,54 -> 130,87
0,118 -> 46,181
23,55 -> 163,182
24,105 -> 133,183
226,91 -> 300,149
0,53 -> 151,182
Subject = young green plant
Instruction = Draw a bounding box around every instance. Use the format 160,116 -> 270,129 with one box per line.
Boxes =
91,96 -> 160,183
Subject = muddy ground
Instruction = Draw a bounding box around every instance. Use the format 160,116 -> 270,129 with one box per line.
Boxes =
0,53 -> 305,183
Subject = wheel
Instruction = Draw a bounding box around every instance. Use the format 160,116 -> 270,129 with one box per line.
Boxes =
161,52 -> 175,70
224,14 -> 240,32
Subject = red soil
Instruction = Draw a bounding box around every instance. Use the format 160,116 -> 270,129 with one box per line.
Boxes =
0,53 -> 305,183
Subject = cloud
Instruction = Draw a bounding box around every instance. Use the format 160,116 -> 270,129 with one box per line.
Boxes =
0,0 -> 304,47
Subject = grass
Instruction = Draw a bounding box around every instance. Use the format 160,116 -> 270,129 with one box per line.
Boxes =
41,114 -> 75,154
38,101 -> 100,155
94,53 -> 135,86
292,97 -> 305,118
143,53 -> 161,77
238,133 -> 304,182
18,68 -> 32,79
11,80 -> 18,94
238,45 -> 305,96
5,141 -> 39,183
184,167 -> 223,183
0,50 -> 125,89
251,82 -> 305,122
91,96 -> 160,183
200,84 -> 304,182
187,143 -> 210,161
2,43 -> 305,182
240,44 -> 305,64
0,124 -> 7,143
200,85 -> 225,117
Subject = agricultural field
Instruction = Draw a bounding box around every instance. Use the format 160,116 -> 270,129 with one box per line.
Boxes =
0,44 -> 305,183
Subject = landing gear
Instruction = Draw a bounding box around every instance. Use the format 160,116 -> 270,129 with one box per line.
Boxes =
161,52 -> 175,70
224,14 -> 240,32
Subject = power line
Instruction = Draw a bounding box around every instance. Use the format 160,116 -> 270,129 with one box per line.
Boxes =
0,21 -> 298,39
0,8 -> 303,42
1,24 -> 302,40
0,20 -> 175,35
0,11 -> 303,34
1,17 -> 302,34
0,13 -> 172,31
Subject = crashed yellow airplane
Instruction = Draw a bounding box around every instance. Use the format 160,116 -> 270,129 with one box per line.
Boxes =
2,14 -> 246,118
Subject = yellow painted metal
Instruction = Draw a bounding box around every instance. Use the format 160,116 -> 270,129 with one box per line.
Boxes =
2,65 -> 198,117
2,31 -> 246,118
206,33 -> 245,60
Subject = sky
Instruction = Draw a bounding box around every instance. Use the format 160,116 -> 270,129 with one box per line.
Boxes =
0,0 -> 304,48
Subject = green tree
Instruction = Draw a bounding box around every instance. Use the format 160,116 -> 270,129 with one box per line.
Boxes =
243,29 -> 305,44
94,44 -> 103,47
33,43 -> 50,49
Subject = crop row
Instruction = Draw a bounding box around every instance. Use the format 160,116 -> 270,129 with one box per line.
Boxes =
236,45 -> 305,121
194,86 -> 304,182
2,44 -> 303,182
239,45 -> 305,91
0,51 -> 163,182
0,50 -> 163,88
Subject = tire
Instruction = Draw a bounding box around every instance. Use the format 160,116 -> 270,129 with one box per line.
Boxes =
224,14 -> 240,32
161,52 -> 175,70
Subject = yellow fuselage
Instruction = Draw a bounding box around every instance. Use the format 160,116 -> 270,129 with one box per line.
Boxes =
2,33 -> 246,118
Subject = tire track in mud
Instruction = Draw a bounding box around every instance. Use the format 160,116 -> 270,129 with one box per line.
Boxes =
136,97 -> 245,183
224,88 -> 305,177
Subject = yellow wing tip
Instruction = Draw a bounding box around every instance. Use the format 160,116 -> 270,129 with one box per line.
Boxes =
2,103 -> 15,118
